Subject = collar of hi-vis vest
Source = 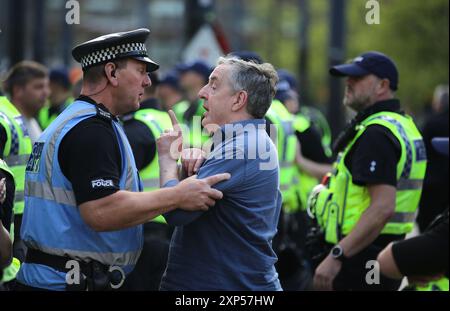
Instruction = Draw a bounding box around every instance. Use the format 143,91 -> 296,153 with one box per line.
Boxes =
333,99 -> 403,153
77,95 -> 119,122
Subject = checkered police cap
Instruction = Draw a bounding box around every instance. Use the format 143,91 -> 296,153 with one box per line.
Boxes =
72,28 -> 159,72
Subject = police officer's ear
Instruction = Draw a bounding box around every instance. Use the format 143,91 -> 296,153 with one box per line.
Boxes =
377,78 -> 391,96
104,62 -> 119,87
231,90 -> 248,112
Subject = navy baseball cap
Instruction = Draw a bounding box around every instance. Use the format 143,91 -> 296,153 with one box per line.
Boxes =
432,137 -> 449,156
330,51 -> 399,91
177,60 -> 212,82
277,69 -> 298,92
159,70 -> 180,90
50,68 -> 71,89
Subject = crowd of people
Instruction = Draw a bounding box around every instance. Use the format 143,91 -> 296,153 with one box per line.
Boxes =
0,28 -> 448,291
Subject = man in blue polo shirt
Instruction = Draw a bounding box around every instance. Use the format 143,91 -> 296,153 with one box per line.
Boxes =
157,56 -> 282,290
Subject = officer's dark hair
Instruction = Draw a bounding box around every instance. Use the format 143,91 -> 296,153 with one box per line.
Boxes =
83,58 -> 128,85
218,56 -> 278,119
3,60 -> 48,97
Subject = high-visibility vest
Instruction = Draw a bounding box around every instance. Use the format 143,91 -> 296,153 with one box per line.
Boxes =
131,108 -> 172,224
38,97 -> 74,130
172,100 -> 190,123
293,114 -> 321,211
18,100 -> 143,290
308,111 -> 427,244
0,96 -> 32,216
174,99 -> 208,148
266,100 -> 298,213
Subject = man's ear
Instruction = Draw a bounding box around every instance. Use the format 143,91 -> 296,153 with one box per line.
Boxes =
231,90 -> 248,112
104,62 -> 119,87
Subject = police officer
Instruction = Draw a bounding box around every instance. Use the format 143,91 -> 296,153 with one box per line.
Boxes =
377,137 -> 449,291
277,69 -> 333,158
2,61 -> 49,144
0,159 -> 14,289
0,89 -> 32,285
121,72 -> 173,290
310,51 -> 427,291
157,70 -> 189,114
275,70 -> 333,212
38,68 -> 74,130
15,28 -> 229,291
176,60 -> 212,148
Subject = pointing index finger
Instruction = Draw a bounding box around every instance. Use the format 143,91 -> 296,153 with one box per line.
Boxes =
168,110 -> 181,131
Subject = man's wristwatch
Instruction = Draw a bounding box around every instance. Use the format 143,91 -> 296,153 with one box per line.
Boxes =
330,245 -> 347,262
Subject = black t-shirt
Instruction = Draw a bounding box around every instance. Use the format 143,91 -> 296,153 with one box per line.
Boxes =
421,109 -> 450,180
58,96 -> 122,205
0,126 -> 7,156
122,99 -> 158,171
345,124 -> 401,187
123,120 -> 155,171
392,209 -> 449,278
295,126 -> 333,164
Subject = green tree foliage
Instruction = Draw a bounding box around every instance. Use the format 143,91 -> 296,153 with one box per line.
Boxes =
347,0 -> 449,113
242,0 -> 448,114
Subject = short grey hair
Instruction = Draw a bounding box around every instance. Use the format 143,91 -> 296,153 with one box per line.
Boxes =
218,56 -> 278,118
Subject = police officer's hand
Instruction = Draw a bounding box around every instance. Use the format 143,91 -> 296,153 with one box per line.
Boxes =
181,148 -> 207,177
313,254 -> 342,291
176,173 -> 231,211
156,110 -> 183,161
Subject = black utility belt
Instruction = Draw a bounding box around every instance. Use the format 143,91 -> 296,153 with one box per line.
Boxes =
25,248 -> 125,291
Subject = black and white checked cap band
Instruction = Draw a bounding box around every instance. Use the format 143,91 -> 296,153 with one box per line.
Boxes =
80,42 -> 147,69
72,28 -> 159,72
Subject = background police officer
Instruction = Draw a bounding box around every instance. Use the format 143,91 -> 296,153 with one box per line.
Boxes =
38,68 -> 74,130
311,51 -> 427,291
0,160 -> 14,289
122,72 -> 173,290
0,68 -> 38,285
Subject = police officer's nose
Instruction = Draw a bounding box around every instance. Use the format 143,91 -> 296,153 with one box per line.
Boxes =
143,74 -> 151,88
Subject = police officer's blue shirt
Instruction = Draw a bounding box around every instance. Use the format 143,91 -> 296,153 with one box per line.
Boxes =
159,119 -> 282,291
